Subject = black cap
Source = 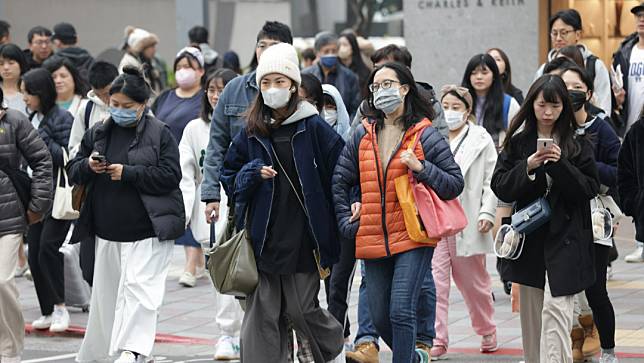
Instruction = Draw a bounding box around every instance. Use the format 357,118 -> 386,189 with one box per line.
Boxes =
631,2 -> 644,14
51,22 -> 77,43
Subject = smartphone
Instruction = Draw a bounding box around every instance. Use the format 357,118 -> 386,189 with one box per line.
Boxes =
91,154 -> 107,163
537,138 -> 554,152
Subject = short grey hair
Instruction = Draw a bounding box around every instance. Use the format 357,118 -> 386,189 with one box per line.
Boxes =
314,31 -> 338,52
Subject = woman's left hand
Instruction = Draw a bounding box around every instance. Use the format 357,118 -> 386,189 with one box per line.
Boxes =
400,150 -> 423,172
478,220 -> 493,233
106,164 -> 124,181
544,143 -> 561,163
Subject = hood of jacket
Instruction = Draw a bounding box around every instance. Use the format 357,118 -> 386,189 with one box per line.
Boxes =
57,47 -> 93,63
547,43 -> 595,62
198,43 -> 218,64
86,89 -> 107,108
321,84 -> 350,132
270,100 -> 319,126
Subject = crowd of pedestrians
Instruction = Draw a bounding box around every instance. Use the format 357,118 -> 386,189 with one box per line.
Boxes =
2,3 -> 644,363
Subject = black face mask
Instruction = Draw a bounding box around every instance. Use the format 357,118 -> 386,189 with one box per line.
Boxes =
569,90 -> 588,112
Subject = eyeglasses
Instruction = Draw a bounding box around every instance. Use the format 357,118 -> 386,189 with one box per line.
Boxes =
369,80 -> 401,93
550,29 -> 575,38
32,40 -> 51,47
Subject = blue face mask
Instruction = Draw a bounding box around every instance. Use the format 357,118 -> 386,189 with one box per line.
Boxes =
109,106 -> 141,127
320,55 -> 338,69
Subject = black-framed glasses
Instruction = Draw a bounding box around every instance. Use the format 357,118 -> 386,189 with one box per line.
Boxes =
550,29 -> 575,38
369,80 -> 401,93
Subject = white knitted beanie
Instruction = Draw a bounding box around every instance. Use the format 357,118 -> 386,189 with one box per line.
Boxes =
255,43 -> 301,86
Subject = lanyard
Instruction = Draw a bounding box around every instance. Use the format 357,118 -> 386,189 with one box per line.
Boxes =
452,126 -> 470,156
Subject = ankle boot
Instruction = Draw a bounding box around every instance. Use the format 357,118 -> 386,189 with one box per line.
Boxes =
571,327 -> 585,362
579,314 -> 601,358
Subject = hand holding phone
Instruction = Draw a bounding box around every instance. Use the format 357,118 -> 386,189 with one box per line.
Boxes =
536,138 -> 554,152
89,153 -> 108,174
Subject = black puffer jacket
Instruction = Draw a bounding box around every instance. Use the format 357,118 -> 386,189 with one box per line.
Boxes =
35,105 -> 73,179
67,114 -> 185,242
0,109 -> 53,236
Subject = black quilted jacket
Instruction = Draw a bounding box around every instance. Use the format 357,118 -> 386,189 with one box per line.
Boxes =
0,109 -> 53,236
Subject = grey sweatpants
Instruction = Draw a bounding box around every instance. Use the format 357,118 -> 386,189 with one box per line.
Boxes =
241,271 -> 344,363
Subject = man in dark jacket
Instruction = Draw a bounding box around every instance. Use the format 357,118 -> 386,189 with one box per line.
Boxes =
50,22 -> 93,81
23,26 -> 53,71
0,100 -> 53,362
201,21 -> 293,218
613,2 -> 644,262
302,32 -> 361,119
351,44 -> 448,138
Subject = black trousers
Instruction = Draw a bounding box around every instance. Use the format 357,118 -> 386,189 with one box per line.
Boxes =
27,216 -> 71,315
325,236 -> 357,338
585,243 -> 616,349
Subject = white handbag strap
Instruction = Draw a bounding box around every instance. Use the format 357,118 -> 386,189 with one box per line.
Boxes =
57,148 -> 70,187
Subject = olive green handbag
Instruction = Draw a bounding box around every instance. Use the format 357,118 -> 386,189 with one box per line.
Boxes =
207,206 -> 258,297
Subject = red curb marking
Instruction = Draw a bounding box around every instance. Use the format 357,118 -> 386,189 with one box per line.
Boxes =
25,325 -> 644,358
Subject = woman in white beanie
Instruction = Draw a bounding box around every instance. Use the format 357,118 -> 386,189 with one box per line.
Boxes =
220,42 -> 345,362
119,26 -> 164,93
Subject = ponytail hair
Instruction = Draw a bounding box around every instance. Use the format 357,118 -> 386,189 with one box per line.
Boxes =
110,66 -> 151,103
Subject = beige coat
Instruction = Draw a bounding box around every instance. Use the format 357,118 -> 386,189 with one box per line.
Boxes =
450,123 -> 498,256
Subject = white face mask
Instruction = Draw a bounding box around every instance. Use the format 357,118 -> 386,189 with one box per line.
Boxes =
262,87 -> 291,109
443,109 -> 467,131
322,109 -> 338,125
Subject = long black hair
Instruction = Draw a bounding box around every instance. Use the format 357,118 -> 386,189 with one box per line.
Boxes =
487,48 -> 514,95
201,68 -> 238,121
364,62 -> 435,131
43,57 -> 89,96
22,68 -> 57,115
339,32 -> 370,95
503,74 -> 580,158
461,53 -> 505,136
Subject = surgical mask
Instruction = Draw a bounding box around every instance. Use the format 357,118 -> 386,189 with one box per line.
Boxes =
568,90 -> 587,112
338,46 -> 352,60
175,68 -> 198,89
322,109 -> 338,125
444,109 -> 467,130
373,87 -> 403,115
109,106 -> 141,127
262,87 -> 291,109
320,55 -> 338,69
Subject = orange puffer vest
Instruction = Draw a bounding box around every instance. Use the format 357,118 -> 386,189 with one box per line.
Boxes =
355,118 -> 438,259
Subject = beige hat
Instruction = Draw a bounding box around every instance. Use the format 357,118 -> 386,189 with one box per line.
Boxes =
255,43 -> 301,86
124,26 -> 158,54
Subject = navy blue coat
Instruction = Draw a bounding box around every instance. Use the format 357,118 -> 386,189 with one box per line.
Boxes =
220,114 -> 345,269
36,105 -> 73,175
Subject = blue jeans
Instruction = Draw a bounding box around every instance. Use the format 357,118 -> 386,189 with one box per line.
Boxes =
355,260 -> 380,346
356,260 -> 436,349
364,247 -> 435,363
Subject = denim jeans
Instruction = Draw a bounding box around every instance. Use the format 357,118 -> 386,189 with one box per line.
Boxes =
355,260 -> 380,347
364,247 -> 435,363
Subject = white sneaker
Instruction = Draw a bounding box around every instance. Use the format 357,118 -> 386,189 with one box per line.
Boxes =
214,335 -> 240,360
15,264 -> 28,277
32,315 -> 52,329
195,267 -> 207,279
23,269 -> 32,281
114,351 -> 137,363
179,271 -> 197,287
49,306 -> 70,332
624,246 -> 644,263
2,356 -> 21,363
599,352 -> 619,363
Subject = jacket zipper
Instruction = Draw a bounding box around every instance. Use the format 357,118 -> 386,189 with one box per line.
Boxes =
370,124 -> 409,257
251,135 -> 275,255
290,128 -> 323,254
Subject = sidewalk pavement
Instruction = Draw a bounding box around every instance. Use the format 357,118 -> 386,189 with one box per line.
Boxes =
17,220 -> 644,361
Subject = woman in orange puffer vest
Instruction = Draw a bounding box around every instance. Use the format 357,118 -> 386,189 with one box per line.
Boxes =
333,62 -> 464,363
